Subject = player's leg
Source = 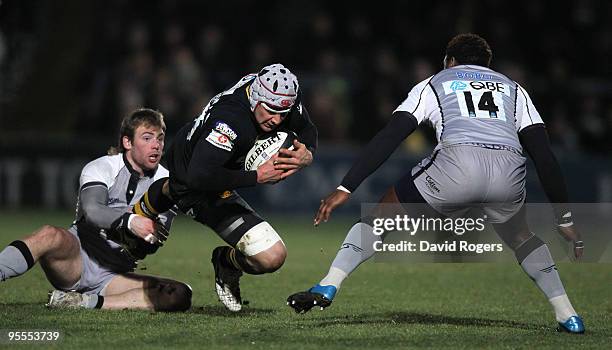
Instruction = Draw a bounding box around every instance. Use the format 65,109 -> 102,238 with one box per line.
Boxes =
492,206 -> 584,333
177,189 -> 286,311
0,225 -> 81,289
288,182 -> 421,313
94,273 -> 192,311
132,177 -> 174,219
314,187 -> 402,292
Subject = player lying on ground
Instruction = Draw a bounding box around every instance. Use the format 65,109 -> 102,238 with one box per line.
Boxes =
287,34 -> 585,334
0,108 -> 191,311
131,63 -> 318,311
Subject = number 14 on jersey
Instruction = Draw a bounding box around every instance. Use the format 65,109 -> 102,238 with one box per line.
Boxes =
444,80 -> 509,121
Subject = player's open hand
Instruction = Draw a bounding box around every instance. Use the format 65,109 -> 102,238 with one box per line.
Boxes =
275,140 -> 313,179
257,154 -> 284,184
557,224 -> 583,261
314,190 -> 350,226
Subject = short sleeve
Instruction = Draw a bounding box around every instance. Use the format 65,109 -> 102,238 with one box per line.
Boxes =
393,76 -> 437,124
80,155 -> 120,190
515,84 -> 544,132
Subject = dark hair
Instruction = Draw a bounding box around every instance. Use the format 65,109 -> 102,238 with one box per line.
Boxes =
108,108 -> 166,155
445,33 -> 492,67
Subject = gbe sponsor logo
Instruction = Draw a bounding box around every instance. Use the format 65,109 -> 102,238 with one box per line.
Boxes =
450,81 -> 467,91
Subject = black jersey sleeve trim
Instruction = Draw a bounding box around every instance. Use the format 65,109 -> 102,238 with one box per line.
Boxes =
410,77 -> 434,115
518,85 -> 534,126
80,181 -> 108,192
340,112 -> 418,192
428,81 -> 445,139
519,123 -> 569,218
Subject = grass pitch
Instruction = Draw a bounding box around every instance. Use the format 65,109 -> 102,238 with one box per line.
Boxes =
0,210 -> 610,349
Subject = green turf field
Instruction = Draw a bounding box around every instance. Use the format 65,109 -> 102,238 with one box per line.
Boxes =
0,211 -> 610,349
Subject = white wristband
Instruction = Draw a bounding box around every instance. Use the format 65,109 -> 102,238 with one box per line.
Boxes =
337,185 -> 351,194
127,214 -> 137,231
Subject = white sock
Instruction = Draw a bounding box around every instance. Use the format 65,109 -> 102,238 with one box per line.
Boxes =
319,267 -> 348,288
318,222 -> 380,289
549,294 -> 577,322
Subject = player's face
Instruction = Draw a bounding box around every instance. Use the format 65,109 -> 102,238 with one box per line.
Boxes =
254,103 -> 287,132
123,124 -> 165,174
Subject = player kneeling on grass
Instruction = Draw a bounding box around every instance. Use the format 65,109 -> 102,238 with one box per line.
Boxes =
0,108 -> 191,312
131,63 -> 317,312
287,34 -> 585,334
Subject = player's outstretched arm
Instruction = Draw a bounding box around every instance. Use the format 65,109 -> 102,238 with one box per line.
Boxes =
519,123 -> 583,260
314,189 -> 350,226
339,111 -> 418,193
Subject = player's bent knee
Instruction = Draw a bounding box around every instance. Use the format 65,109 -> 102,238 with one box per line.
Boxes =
35,225 -> 72,250
161,282 -> 192,312
253,243 -> 287,273
235,221 -> 285,272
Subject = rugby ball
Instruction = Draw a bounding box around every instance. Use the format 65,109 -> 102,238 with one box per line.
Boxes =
244,131 -> 297,171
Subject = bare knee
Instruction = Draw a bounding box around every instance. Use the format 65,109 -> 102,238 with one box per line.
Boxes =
25,225 -> 75,259
249,244 -> 287,273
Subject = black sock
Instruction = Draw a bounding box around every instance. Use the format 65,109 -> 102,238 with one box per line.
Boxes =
134,178 -> 173,218
95,295 -> 105,309
10,240 -> 35,270
218,246 -> 261,275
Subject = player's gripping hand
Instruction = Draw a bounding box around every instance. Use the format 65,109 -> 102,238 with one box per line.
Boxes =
129,215 -> 163,246
314,190 -> 350,226
256,154 -> 284,184
275,140 -> 313,179
556,212 -> 583,261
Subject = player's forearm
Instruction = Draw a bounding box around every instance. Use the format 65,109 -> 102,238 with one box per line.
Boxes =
341,112 -> 418,192
519,124 -> 570,217
79,185 -> 131,230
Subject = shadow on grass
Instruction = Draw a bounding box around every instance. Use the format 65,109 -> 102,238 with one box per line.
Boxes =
190,304 -> 276,317
311,311 -> 547,331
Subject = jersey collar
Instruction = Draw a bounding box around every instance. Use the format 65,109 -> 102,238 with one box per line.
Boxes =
122,152 -> 156,178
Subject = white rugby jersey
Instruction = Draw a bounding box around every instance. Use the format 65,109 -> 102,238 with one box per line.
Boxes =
394,65 -> 543,152
73,153 -> 172,269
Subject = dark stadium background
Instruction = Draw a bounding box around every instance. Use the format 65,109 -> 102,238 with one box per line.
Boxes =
1,3 -> 611,348
1,0 -> 611,213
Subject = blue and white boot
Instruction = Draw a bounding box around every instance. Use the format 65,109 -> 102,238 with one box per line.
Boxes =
557,315 -> 585,334
287,284 -> 336,313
